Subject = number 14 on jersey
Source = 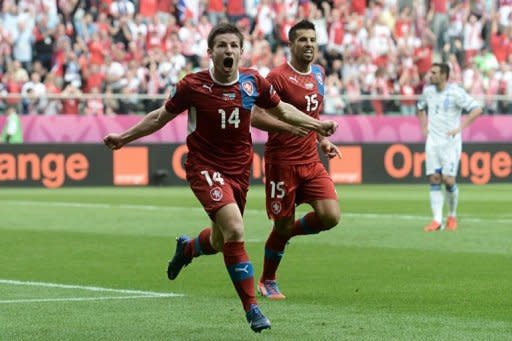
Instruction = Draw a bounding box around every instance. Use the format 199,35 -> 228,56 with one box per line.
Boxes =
218,108 -> 240,129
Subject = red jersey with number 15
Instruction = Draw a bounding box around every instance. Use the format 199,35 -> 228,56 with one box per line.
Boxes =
165,68 -> 281,176
264,62 -> 325,165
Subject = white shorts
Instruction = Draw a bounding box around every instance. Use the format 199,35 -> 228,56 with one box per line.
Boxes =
425,140 -> 461,177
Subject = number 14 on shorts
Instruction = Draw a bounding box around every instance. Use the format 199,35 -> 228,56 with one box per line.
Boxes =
201,170 -> 225,186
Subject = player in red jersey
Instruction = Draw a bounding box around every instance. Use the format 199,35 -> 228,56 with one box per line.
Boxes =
251,20 -> 342,300
103,23 -> 338,333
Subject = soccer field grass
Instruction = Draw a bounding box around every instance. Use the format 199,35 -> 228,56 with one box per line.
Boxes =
1,185 -> 511,340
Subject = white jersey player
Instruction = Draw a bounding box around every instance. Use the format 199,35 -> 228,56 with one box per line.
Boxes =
417,63 -> 482,232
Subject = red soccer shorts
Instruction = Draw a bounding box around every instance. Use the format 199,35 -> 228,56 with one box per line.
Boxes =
186,164 -> 250,221
265,162 -> 338,220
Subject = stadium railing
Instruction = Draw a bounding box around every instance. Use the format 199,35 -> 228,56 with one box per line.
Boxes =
1,94 -> 511,115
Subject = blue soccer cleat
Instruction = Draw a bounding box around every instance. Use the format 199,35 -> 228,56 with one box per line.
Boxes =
167,235 -> 192,280
246,304 -> 271,333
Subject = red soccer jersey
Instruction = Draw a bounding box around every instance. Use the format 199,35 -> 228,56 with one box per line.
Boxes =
165,68 -> 280,176
264,63 -> 325,165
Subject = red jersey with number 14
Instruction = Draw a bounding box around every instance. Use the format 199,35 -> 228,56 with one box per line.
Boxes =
165,68 -> 281,176
264,62 -> 325,165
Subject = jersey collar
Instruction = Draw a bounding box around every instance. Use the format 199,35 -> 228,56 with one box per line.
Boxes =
209,67 -> 239,86
287,61 -> 312,75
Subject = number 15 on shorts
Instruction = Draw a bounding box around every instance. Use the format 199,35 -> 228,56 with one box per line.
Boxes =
270,181 -> 285,199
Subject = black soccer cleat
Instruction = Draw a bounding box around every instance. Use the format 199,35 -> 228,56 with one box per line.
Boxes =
246,304 -> 271,333
167,235 -> 192,280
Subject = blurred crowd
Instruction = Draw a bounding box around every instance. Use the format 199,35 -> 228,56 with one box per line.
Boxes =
0,0 -> 511,116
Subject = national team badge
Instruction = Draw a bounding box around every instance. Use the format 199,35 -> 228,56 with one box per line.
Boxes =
210,187 -> 223,202
271,200 -> 282,215
242,81 -> 254,96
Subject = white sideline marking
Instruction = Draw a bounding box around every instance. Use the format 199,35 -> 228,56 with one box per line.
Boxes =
0,279 -> 183,298
3,200 -> 512,224
0,295 -> 176,304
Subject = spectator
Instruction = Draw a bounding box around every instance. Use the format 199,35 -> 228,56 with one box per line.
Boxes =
398,66 -> 419,116
61,81 -> 82,115
324,73 -> 345,115
463,14 -> 484,66
110,0 -> 135,20
42,73 -> 63,115
21,72 -> 47,113
427,0 -> 449,52
206,0 -> 225,26
0,0 -> 509,116
344,76 -> 362,115
1,105 -> 23,143
370,67 -> 390,115
226,0 -> 246,24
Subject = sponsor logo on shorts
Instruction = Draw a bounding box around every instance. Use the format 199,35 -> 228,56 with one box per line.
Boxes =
210,187 -> 223,201
271,200 -> 282,214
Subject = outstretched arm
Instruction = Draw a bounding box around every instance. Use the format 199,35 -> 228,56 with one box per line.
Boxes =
266,101 -> 337,136
104,106 -> 179,150
251,105 -> 309,136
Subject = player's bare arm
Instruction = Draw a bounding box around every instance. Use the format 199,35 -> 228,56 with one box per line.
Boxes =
417,109 -> 428,137
447,107 -> 483,137
104,106 -> 179,150
251,105 -> 309,137
267,101 -> 337,136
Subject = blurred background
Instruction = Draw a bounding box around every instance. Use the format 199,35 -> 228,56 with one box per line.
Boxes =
0,0 -> 510,187
0,0 -> 511,117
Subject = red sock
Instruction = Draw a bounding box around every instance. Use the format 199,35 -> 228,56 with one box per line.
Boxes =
261,229 -> 289,281
184,228 -> 218,258
223,241 -> 257,312
291,212 -> 324,237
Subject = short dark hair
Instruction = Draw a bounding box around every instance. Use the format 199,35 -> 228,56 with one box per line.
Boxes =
288,20 -> 316,43
207,23 -> 244,49
432,62 -> 450,78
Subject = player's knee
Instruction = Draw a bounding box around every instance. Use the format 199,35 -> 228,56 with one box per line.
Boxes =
429,174 -> 442,184
443,177 -> 456,187
220,222 -> 245,242
319,211 -> 341,230
211,230 -> 224,251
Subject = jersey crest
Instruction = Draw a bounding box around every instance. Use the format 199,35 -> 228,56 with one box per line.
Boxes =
242,81 -> 254,96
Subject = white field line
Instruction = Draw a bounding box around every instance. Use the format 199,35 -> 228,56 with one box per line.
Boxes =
2,200 -> 512,224
0,279 -> 183,298
0,295 -> 176,304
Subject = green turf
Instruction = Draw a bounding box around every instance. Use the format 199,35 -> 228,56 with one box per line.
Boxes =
1,185 -> 511,340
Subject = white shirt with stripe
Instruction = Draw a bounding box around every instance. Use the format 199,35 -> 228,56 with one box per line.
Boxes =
417,83 -> 480,146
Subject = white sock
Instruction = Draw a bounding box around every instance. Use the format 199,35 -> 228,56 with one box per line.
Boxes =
445,184 -> 459,217
430,184 -> 444,224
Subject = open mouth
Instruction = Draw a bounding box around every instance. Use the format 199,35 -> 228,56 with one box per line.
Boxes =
304,49 -> 314,58
223,57 -> 234,68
